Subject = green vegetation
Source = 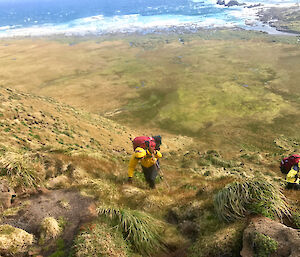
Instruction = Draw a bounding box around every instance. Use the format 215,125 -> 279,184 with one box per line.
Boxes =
189,220 -> 245,257
291,211 -> 300,229
98,206 -> 165,256
0,151 -> 41,188
74,222 -> 129,257
213,178 -> 290,222
39,217 -> 62,244
203,151 -> 237,168
48,239 -> 67,257
251,232 -> 278,257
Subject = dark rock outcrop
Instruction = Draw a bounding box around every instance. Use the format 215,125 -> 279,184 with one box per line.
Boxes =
241,217 -> 300,257
246,3 -> 262,8
226,0 -> 242,7
216,0 -> 245,7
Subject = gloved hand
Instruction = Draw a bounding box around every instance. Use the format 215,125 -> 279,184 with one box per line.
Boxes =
128,177 -> 133,184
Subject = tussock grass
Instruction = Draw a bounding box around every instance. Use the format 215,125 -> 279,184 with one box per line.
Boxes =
77,178 -> 120,202
205,154 -> 236,168
40,217 -> 61,243
204,150 -> 238,168
214,178 -> 290,222
0,151 -> 41,188
97,206 -> 165,256
74,222 -> 129,257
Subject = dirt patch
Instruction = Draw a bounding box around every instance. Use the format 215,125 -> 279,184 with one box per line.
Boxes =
1,189 -> 97,251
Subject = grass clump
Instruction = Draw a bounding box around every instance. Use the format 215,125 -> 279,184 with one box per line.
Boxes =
77,178 -> 120,202
251,232 -> 278,257
0,224 -> 34,255
39,217 -> 62,244
205,154 -> 236,168
0,151 -> 41,188
74,221 -> 129,257
213,178 -> 290,222
291,211 -> 300,229
199,151 -> 237,168
97,206 -> 165,256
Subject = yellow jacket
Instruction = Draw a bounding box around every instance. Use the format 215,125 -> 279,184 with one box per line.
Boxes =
286,165 -> 300,184
128,147 -> 162,178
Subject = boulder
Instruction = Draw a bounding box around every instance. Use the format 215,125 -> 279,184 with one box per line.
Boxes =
0,224 -> 34,255
241,217 -> 300,257
216,0 -> 225,5
246,3 -> 262,8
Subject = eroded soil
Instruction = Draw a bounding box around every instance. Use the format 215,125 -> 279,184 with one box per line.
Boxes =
1,189 -> 97,254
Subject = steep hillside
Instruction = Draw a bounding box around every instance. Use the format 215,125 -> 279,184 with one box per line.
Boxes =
0,86 -> 298,257
0,86 -> 134,154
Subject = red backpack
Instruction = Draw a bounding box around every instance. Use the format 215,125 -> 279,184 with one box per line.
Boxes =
132,136 -> 156,151
280,154 -> 300,174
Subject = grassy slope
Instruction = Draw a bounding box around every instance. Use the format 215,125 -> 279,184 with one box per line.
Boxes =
0,86 -> 134,155
0,30 -> 300,256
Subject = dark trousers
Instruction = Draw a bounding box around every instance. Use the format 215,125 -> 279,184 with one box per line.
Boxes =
286,183 -> 300,190
142,163 -> 159,189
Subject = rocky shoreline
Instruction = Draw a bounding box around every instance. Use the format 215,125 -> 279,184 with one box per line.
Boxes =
258,6 -> 300,35
216,1 -> 300,35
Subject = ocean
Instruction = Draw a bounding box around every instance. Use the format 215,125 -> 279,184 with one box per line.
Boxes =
0,0 -> 298,37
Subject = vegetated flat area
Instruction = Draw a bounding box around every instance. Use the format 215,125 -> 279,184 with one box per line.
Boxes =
1,29 -> 300,154
0,29 -> 300,257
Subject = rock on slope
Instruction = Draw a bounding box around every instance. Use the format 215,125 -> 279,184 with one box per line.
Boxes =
241,217 -> 300,257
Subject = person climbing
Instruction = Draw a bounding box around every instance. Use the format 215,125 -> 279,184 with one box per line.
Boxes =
128,136 -> 162,189
286,163 -> 300,190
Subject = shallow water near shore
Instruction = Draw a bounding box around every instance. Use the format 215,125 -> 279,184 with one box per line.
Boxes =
0,0 -> 299,38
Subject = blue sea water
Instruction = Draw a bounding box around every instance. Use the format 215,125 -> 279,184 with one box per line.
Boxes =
0,0 -> 298,37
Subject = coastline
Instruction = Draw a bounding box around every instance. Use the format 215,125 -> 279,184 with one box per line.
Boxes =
257,6 -> 300,35
0,4 -> 299,40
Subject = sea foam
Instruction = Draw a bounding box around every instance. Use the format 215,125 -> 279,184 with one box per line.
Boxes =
0,0 -> 298,38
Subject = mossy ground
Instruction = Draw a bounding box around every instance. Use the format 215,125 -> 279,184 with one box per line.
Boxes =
251,232 -> 278,257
